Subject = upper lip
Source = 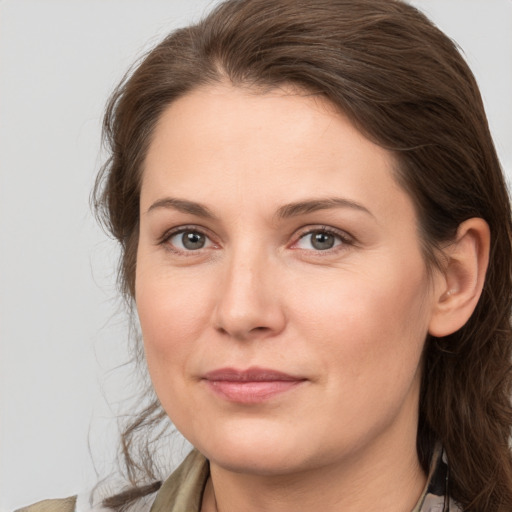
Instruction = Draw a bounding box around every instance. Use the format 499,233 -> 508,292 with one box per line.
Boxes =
203,367 -> 304,382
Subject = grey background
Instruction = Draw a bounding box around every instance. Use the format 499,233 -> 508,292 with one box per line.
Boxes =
1,1 -> 511,510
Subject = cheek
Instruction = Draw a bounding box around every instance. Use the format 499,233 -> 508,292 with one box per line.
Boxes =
135,262 -> 214,382
290,258 -> 431,395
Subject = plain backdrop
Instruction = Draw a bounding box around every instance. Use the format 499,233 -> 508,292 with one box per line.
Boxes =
1,1 -> 511,510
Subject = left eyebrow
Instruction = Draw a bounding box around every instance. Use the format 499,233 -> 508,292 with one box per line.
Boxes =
275,197 -> 374,219
145,197 -> 217,219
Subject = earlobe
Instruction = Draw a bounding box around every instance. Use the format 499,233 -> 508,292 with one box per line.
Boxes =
428,218 -> 490,338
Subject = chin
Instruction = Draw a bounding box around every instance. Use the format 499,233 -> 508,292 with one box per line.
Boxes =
208,446 -> 309,476
189,418 -> 316,475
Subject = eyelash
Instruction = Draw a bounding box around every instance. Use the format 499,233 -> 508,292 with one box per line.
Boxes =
159,225 -> 217,255
158,225 -> 354,255
291,226 -> 354,254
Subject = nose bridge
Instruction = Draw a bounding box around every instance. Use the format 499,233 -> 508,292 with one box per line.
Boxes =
214,241 -> 284,339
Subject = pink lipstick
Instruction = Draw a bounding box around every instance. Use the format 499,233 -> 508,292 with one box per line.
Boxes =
202,367 -> 306,404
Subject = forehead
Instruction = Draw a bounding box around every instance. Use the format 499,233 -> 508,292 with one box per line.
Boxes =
141,84 -> 413,225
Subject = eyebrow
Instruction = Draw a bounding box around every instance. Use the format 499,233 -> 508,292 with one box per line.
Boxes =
146,197 -> 216,219
276,197 -> 374,219
146,196 -> 373,220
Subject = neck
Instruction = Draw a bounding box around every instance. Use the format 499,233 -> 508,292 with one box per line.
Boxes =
202,429 -> 426,512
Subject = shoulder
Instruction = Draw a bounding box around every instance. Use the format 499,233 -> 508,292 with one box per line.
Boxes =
15,496 -> 77,512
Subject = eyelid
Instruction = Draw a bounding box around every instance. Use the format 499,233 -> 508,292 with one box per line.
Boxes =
157,224 -> 354,254
158,225 -> 219,252
290,225 -> 355,251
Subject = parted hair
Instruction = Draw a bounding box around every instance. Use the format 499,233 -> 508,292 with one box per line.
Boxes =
94,0 -> 512,510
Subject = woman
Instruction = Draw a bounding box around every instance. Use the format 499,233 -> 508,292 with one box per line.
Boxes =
21,0 -> 512,510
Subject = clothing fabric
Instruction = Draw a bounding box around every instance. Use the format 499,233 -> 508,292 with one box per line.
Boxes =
411,445 -> 463,512
15,496 -> 77,512
18,445 -> 462,512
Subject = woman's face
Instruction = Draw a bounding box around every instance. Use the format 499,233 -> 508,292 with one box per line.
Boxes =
136,85 -> 439,475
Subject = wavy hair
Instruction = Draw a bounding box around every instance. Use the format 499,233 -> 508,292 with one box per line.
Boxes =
94,0 -> 512,509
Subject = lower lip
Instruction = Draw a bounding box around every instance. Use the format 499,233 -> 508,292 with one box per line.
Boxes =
204,380 -> 305,403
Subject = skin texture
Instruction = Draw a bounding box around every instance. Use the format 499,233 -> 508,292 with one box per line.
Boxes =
135,85 -> 489,512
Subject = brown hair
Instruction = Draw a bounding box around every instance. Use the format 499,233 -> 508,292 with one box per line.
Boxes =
94,0 -> 512,509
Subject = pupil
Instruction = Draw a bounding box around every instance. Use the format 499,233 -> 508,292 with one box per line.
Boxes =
312,232 -> 334,250
182,232 -> 205,250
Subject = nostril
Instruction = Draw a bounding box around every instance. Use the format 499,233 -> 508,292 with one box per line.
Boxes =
216,325 -> 228,335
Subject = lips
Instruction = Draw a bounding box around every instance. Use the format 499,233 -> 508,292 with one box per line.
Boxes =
202,367 -> 306,404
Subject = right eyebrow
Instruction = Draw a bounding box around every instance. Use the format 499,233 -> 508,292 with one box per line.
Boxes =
275,197 -> 374,219
145,197 -> 217,219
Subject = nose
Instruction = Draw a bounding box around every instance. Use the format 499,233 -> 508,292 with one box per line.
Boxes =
213,249 -> 286,341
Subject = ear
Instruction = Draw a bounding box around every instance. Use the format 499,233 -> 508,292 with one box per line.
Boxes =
428,218 -> 490,337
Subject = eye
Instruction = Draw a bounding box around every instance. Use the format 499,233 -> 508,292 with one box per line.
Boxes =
295,228 -> 349,251
165,229 -> 214,251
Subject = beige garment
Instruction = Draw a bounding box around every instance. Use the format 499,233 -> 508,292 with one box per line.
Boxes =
15,496 -> 77,512
15,451 -> 207,512
149,450 -> 209,512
